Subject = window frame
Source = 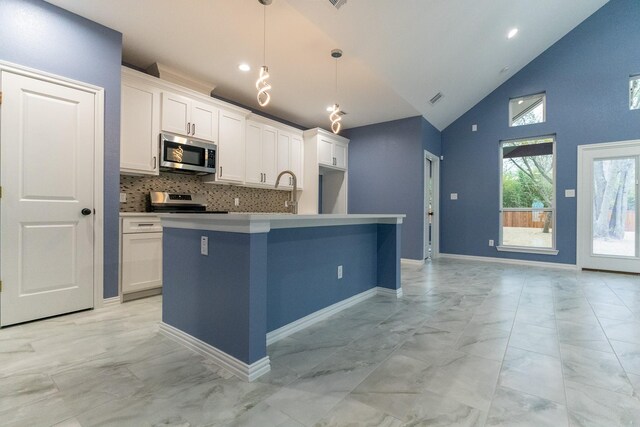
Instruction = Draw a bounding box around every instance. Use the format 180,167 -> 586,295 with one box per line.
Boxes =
498,135 -> 559,255
509,93 -> 547,127
630,75 -> 640,111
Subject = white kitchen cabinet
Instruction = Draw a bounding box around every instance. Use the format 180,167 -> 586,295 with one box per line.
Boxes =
120,216 -> 162,298
120,74 -> 160,175
161,91 -> 218,142
299,128 -> 349,214
217,109 -> 246,184
246,120 -> 277,186
277,131 -> 304,190
318,136 -> 347,170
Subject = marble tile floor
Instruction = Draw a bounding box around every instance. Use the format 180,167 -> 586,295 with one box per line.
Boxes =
3,259 -> 640,426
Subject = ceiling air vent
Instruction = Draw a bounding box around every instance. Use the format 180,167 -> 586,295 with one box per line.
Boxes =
429,92 -> 444,105
329,0 -> 348,10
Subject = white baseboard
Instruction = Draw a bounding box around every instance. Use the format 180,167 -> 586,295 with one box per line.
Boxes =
101,296 -> 120,307
266,288 -> 377,345
376,286 -> 403,298
401,258 -> 425,266
438,253 -> 578,271
159,322 -> 271,382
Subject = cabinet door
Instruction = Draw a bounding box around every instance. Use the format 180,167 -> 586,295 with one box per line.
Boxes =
277,131 -> 292,189
191,100 -> 218,142
262,126 -> 278,186
120,81 -> 160,175
218,109 -> 246,183
318,137 -> 334,166
245,121 -> 262,185
334,142 -> 347,170
291,135 -> 304,189
122,232 -> 162,294
161,92 -> 190,136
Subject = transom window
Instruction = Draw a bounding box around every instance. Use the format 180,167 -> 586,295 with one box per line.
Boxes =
509,93 -> 546,127
630,75 -> 640,110
499,136 -> 557,254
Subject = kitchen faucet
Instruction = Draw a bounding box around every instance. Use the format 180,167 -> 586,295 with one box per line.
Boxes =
275,170 -> 298,214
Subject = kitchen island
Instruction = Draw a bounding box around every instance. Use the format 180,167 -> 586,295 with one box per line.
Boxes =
158,213 -> 404,381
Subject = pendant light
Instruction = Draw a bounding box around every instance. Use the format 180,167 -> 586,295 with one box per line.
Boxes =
256,0 -> 272,107
329,49 -> 343,134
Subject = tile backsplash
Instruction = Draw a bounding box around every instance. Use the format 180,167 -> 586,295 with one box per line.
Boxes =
120,173 -> 290,213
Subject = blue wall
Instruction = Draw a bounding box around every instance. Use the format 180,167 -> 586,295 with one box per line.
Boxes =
0,0 -> 122,296
441,0 -> 640,264
347,116 -> 441,260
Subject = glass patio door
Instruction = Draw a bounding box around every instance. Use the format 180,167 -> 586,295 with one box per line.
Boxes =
578,142 -> 640,273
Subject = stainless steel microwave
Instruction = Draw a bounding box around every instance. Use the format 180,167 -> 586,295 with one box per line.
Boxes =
159,133 -> 216,175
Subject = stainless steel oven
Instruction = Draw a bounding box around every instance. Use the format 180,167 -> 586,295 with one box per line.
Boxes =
159,133 -> 216,175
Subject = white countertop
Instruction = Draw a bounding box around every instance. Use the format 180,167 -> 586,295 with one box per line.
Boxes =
120,212 -> 159,217
158,213 -> 405,234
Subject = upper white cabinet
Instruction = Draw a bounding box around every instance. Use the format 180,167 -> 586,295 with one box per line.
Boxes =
161,91 -> 218,142
120,71 -> 161,175
246,120 -> 278,186
318,136 -> 348,170
217,109 -> 246,184
277,131 -> 304,190
299,128 -> 349,214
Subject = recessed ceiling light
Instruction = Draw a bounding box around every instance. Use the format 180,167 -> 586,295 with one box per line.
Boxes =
500,66 -> 510,73
238,63 -> 251,72
507,28 -> 519,39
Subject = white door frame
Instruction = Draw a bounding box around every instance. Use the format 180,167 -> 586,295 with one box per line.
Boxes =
0,61 -> 105,309
424,150 -> 440,259
577,139 -> 640,272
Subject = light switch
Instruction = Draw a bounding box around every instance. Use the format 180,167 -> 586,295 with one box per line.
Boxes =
472,124 -> 478,132
119,192 -> 127,203
450,193 -> 458,200
565,189 -> 576,198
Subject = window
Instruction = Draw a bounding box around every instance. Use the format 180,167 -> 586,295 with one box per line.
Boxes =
499,136 -> 557,254
509,93 -> 546,127
630,75 -> 640,110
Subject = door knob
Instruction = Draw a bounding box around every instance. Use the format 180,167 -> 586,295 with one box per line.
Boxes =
81,208 -> 92,216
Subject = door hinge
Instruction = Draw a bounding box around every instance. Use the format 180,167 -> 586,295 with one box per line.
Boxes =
0,280 -> 3,292
0,186 -> 2,198
0,91 -> 3,105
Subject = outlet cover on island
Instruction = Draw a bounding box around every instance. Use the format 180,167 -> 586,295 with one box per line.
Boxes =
337,265 -> 343,279
119,192 -> 127,203
200,236 -> 208,256
450,193 -> 458,200
234,198 -> 240,207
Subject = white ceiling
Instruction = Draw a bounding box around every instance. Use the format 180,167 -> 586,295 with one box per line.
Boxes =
46,0 -> 608,131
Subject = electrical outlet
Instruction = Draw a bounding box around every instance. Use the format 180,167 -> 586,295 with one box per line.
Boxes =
472,124 -> 478,132
234,198 -> 240,207
337,265 -> 343,279
489,239 -> 494,247
200,236 -> 208,256
119,192 -> 127,203
450,193 -> 458,200
285,200 -> 289,207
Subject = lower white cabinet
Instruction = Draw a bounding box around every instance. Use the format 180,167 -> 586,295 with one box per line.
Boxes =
121,216 -> 162,296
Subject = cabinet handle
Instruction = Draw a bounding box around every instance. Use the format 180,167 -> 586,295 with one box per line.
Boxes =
187,122 -> 191,135
263,173 -> 266,183
219,166 -> 222,177
153,156 -> 157,170
137,223 -> 156,227
192,123 -> 196,135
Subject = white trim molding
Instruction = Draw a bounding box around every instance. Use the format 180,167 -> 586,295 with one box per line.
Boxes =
266,286 -> 402,346
159,322 -> 271,382
496,246 -> 559,256
376,286 -> 403,298
439,253 -> 577,270
401,258 -> 425,266
102,297 -> 120,307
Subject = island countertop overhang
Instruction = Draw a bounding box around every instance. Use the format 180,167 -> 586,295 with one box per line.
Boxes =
158,213 -> 405,233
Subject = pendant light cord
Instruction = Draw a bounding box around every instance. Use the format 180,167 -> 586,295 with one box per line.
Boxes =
263,5 -> 267,65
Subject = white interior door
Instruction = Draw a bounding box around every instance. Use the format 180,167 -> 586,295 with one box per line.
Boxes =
578,141 -> 640,273
1,71 -> 96,326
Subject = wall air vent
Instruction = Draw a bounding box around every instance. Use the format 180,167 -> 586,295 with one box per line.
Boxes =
429,92 -> 444,105
329,0 -> 348,10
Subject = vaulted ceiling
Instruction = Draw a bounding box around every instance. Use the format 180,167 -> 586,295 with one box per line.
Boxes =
47,0 -> 609,131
